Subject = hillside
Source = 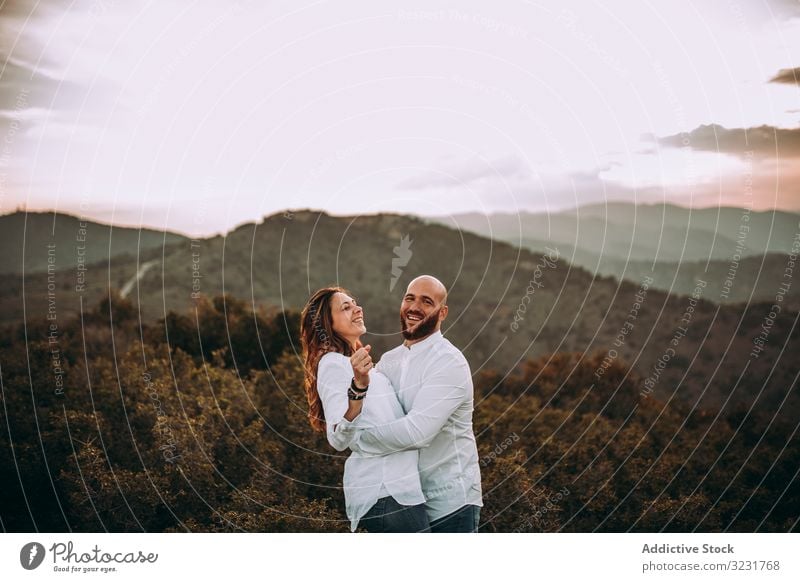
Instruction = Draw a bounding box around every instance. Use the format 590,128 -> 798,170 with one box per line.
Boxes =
3,209 -> 798,419
438,203 -> 800,262
531,246 -> 800,310
435,203 -> 800,305
0,210 -> 188,275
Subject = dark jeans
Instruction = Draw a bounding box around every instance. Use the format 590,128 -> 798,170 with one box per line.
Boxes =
429,504 -> 481,533
360,496 -> 431,533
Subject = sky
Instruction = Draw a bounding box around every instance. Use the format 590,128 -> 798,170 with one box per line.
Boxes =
1,0 -> 799,236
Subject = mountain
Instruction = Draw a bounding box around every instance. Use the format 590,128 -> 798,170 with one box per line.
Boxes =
523,244 -> 800,310
573,202 -> 799,253
437,203 -> 799,261
2,209 -> 798,419
0,210 -> 188,275
433,203 -> 800,304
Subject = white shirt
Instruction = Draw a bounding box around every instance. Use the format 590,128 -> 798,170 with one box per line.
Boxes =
347,331 -> 483,522
317,352 -> 425,531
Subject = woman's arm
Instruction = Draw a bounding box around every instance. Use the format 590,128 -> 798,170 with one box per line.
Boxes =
342,396 -> 363,422
343,345 -> 371,421
317,354 -> 365,451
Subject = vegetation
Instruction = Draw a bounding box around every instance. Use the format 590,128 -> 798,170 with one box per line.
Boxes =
1,292 -> 796,532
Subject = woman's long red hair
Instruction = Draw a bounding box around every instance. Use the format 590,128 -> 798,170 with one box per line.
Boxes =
300,286 -> 356,432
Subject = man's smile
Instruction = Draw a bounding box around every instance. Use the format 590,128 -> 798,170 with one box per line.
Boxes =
405,311 -> 424,323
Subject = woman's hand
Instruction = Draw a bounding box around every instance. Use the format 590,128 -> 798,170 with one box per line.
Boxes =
350,345 -> 372,389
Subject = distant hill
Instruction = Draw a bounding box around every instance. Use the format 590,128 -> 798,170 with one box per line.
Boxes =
433,203 -> 800,305
436,203 -> 799,262
572,202 -> 799,250
0,211 -> 188,275
515,242 -> 800,309
2,209 -> 798,419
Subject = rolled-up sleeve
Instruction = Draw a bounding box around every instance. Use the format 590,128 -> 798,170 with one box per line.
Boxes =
316,354 -> 361,451
351,355 -> 469,455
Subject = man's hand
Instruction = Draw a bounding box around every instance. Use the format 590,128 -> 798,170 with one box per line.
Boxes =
350,345 -> 372,389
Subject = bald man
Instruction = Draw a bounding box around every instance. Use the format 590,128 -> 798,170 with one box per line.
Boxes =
345,275 -> 483,532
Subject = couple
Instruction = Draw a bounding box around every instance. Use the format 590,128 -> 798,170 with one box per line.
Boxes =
300,275 -> 483,533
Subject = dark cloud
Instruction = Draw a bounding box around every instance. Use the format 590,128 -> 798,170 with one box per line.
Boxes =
766,0 -> 800,19
0,0 -> 65,45
0,0 -> 118,148
0,56 -> 91,113
1,1 -> 64,120
769,67 -> 800,85
0,0 -> 37,21
655,124 -> 800,158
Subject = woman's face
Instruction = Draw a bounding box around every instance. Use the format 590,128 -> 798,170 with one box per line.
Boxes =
330,292 -> 366,347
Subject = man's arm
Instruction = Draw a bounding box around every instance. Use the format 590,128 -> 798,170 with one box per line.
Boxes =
351,355 -> 470,455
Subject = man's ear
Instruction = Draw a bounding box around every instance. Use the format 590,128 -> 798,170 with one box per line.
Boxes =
439,305 -> 449,321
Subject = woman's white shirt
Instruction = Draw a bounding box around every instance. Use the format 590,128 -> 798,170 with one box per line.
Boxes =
316,352 -> 425,531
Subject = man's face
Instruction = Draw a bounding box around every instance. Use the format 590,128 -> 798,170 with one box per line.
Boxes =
400,279 -> 448,341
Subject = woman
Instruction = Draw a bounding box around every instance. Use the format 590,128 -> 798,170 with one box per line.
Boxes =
300,286 -> 429,532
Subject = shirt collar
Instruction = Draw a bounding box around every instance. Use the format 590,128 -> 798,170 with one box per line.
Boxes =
403,330 -> 443,352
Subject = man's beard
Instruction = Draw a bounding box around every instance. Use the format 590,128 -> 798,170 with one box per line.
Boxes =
400,307 -> 441,341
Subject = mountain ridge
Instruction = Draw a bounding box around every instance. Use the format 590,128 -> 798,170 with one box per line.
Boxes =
3,208 -> 797,419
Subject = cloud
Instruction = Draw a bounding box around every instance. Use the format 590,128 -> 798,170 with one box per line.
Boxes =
396,154 -> 532,190
655,124 -> 800,158
769,67 -> 800,85
394,153 -> 655,213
